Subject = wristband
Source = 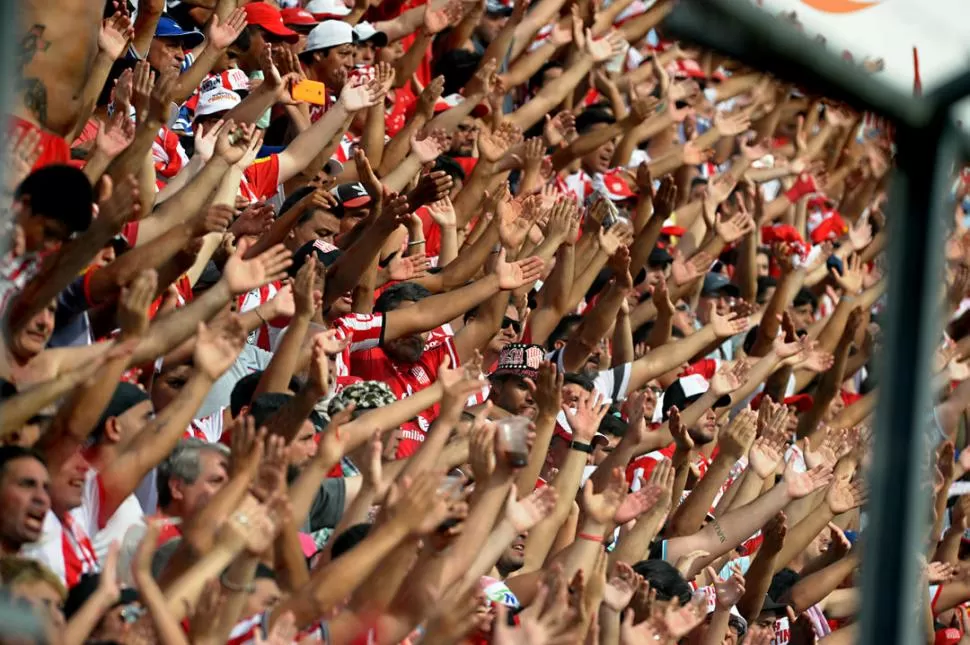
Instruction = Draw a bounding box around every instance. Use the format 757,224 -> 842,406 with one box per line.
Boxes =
578,532 -> 603,543
784,173 -> 820,203
220,571 -> 255,593
570,440 -> 594,454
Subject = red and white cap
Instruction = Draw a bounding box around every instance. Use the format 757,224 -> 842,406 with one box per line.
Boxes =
195,87 -> 242,119
306,0 -> 352,19
433,93 -> 490,118
592,169 -> 635,201
200,68 -> 250,94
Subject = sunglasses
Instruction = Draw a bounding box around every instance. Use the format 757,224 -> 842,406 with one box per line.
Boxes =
501,317 -> 522,334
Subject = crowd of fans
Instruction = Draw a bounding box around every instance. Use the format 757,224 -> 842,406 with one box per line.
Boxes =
1,0 -> 965,643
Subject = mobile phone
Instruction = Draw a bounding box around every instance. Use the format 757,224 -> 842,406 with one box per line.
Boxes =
291,79 -> 327,105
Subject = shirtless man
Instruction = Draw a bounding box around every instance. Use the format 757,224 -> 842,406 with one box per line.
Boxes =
11,0 -> 105,166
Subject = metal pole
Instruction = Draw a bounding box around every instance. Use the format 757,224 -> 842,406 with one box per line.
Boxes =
0,2 -> 22,259
858,117 -> 956,645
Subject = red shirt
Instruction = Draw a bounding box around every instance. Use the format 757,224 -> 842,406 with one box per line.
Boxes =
351,335 -> 461,458
241,154 -> 281,203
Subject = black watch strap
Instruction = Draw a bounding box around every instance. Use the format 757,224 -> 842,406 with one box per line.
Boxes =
570,440 -> 594,454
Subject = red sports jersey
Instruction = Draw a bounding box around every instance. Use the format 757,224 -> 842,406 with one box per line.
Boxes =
351,336 -> 461,457
332,312 -> 386,376
240,155 -> 281,203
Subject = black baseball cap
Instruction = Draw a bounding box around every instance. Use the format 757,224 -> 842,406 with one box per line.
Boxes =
92,383 -> 151,443
660,374 -> 731,420
288,239 -> 343,277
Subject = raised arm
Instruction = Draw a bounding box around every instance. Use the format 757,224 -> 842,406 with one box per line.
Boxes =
99,316 -> 245,517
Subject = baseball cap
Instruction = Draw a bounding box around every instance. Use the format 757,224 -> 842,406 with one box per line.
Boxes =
304,20 -> 356,54
281,7 -> 319,30
288,239 -> 343,277
92,383 -> 151,443
243,2 -> 300,43
485,0 -> 514,15
332,182 -> 373,210
701,272 -> 741,298
306,0 -> 352,19
155,15 -> 205,49
491,343 -> 545,381
659,374 -> 730,420
64,573 -> 139,619
243,3 -> 300,43
593,170 -> 636,201
327,380 -> 397,419
648,245 -> 673,267
194,87 -> 242,119
433,93 -> 491,119
354,21 -> 389,47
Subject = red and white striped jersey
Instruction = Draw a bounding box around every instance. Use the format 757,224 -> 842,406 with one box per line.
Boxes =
331,313 -> 386,377
236,281 -> 284,352
20,508 -> 99,587
185,407 -> 227,444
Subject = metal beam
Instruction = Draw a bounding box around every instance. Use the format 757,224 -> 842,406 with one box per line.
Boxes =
0,1 -> 20,259
858,116 -> 956,645
662,0 -> 931,129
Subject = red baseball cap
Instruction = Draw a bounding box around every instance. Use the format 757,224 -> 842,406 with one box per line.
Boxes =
243,3 -> 300,43
810,213 -> 848,244
280,7 -> 318,28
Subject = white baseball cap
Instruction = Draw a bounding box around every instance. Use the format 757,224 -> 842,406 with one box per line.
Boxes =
306,0 -> 352,18
195,87 -> 242,119
304,20 -> 356,54
353,21 -> 388,46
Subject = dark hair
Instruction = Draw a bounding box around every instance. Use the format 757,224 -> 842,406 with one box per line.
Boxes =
249,393 -> 294,429
599,405 -> 627,437
16,165 -> 94,236
547,314 -> 583,350
529,61 -> 563,93
575,108 -> 615,134
563,372 -> 595,392
97,58 -> 137,107
278,186 -> 318,225
433,155 -> 467,183
632,559 -> 692,604
756,276 -> 777,305
374,282 -> 432,313
768,568 -> 800,602
0,446 -> 46,479
745,325 -> 766,355
254,563 -> 277,580
230,371 -> 302,417
793,287 -> 818,311
433,50 -> 483,96
330,523 -> 372,559
231,25 -> 254,54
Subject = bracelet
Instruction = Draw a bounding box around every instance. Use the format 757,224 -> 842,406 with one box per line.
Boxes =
570,440 -> 594,454
255,308 -> 267,324
578,532 -> 603,543
407,240 -> 424,247
219,571 -> 255,593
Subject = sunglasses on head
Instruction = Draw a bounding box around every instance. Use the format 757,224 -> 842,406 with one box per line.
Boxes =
501,317 -> 522,334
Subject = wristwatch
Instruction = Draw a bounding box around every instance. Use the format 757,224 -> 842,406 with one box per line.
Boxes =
570,440 -> 594,454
